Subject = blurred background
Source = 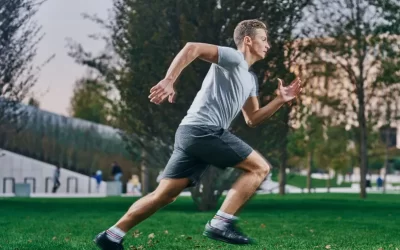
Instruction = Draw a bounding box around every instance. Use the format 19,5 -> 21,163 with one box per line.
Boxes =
1,0 -> 400,209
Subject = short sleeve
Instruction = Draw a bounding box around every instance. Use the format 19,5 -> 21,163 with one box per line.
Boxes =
217,46 -> 242,68
250,72 -> 259,97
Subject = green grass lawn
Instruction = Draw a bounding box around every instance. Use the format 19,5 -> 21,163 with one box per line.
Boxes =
271,173 -> 352,188
1,194 -> 399,250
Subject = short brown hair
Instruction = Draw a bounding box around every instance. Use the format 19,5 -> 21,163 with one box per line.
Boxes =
233,19 -> 267,47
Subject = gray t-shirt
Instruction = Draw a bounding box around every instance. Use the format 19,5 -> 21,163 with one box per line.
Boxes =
180,46 -> 259,129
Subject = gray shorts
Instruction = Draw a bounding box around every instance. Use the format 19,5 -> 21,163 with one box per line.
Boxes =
160,125 -> 253,187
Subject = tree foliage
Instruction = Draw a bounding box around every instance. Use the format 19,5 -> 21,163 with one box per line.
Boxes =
299,0 -> 400,198
0,0 -> 46,102
0,0 -> 52,151
287,114 -> 325,192
69,77 -> 113,125
69,0 -> 313,208
27,96 -> 40,108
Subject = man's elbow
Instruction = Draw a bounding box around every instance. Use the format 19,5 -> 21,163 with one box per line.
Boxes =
246,119 -> 258,128
184,42 -> 195,49
184,42 -> 200,58
184,42 -> 218,64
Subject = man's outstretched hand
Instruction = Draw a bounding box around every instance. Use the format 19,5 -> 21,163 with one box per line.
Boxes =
149,78 -> 177,104
277,77 -> 302,103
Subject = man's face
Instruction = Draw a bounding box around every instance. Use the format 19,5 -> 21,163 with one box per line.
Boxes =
248,29 -> 270,60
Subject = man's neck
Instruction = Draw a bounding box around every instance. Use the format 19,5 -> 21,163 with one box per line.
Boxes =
237,47 -> 257,68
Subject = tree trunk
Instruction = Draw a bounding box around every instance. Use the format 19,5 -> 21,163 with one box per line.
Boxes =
358,95 -> 368,199
141,150 -> 150,196
326,171 -> 331,193
383,128 -> 390,194
355,0 -> 368,199
190,167 -> 240,211
279,109 -> 290,196
307,150 -> 313,193
279,147 -> 287,195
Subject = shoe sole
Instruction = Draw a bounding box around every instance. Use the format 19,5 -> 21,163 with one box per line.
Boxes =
93,238 -> 107,250
203,230 -> 251,245
93,239 -> 102,249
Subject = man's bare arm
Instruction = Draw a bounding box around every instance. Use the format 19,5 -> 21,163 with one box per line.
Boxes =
149,43 -> 219,104
242,78 -> 302,127
242,96 -> 285,128
164,42 -> 218,83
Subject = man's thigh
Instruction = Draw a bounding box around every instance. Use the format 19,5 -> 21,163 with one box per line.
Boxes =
179,125 -> 254,169
233,150 -> 272,173
160,147 -> 209,188
162,125 -> 259,187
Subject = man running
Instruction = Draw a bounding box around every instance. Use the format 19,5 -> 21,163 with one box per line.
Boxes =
95,19 -> 302,249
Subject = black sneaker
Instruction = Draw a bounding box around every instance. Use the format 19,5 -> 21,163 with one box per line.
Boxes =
203,221 -> 254,245
94,231 -> 124,250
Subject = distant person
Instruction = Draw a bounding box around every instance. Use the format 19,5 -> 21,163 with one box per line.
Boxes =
95,170 -> 103,193
111,162 -> 123,181
128,175 -> 141,195
366,173 -> 372,188
376,176 -> 383,190
52,166 -> 61,193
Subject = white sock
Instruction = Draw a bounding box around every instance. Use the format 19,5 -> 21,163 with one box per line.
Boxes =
216,210 -> 238,220
106,226 -> 126,243
210,210 -> 238,230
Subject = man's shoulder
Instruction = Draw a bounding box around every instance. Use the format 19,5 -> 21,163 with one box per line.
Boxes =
217,45 -> 237,51
216,46 -> 244,66
218,46 -> 243,58
249,71 -> 258,81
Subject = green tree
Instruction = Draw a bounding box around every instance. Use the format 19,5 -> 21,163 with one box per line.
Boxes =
287,114 -> 325,193
0,0 -> 52,157
304,0 -> 400,198
69,77 -> 112,125
314,125 -> 353,191
27,96 -> 40,108
288,58 -> 354,192
69,0 -> 311,208
0,0 -> 44,100
374,41 -> 400,193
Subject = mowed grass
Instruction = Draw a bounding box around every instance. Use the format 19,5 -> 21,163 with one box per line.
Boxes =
271,173 -> 352,188
0,194 -> 400,250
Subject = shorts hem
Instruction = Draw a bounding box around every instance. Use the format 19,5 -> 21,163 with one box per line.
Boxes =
218,138 -> 253,168
159,175 -> 197,188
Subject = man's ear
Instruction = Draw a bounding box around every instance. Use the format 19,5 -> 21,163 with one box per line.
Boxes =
243,36 -> 252,46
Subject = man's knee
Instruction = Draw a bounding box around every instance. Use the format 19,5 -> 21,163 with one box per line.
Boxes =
251,160 -> 270,181
260,161 -> 271,177
238,151 -> 271,179
151,178 -> 189,205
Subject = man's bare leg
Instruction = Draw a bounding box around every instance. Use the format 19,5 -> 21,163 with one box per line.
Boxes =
204,151 -> 270,244
219,151 -> 270,215
94,178 -> 189,248
115,178 -> 190,232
